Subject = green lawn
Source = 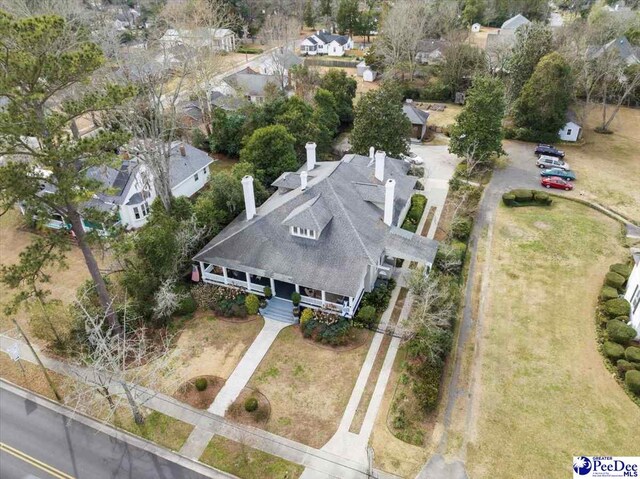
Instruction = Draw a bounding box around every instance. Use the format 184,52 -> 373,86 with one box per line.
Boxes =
467,200 -> 640,479
200,436 -> 304,479
116,411 -> 194,451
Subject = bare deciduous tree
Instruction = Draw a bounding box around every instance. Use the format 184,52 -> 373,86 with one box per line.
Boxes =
259,14 -> 301,90
69,295 -> 178,425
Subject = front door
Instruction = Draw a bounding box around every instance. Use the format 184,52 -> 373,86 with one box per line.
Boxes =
274,280 -> 296,301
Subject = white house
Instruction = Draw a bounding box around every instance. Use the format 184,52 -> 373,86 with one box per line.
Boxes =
31,142 -> 213,233
624,253 -> 640,339
300,30 -> 353,57
193,143 -> 438,321
159,28 -> 237,52
558,121 -> 582,142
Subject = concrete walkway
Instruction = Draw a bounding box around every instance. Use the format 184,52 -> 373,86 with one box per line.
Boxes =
180,317 -> 289,459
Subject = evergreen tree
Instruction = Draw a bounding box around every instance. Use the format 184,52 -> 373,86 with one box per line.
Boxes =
507,22 -> 553,103
312,88 -> 340,157
0,12 -> 135,331
209,108 -> 246,156
303,0 -> 315,28
462,0 -> 485,25
274,97 -> 322,158
240,125 -> 298,184
449,75 -> 505,170
336,0 -> 360,36
350,84 -> 411,157
319,69 -> 357,123
513,52 -> 573,142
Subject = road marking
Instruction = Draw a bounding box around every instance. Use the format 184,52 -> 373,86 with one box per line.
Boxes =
0,441 -> 75,479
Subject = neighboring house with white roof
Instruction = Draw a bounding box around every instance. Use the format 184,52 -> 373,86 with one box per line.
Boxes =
625,252 -> 640,339
193,143 -> 438,319
300,30 -> 353,57
159,27 -> 237,52
29,142 -> 213,232
500,14 -> 530,31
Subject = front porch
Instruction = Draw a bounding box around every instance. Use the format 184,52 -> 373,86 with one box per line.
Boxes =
199,262 -> 357,317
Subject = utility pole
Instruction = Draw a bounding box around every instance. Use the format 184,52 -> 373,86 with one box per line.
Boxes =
12,319 -> 63,402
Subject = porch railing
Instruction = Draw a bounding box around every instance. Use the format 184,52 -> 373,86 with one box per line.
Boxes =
300,295 -> 323,307
249,284 -> 266,294
203,272 -> 226,284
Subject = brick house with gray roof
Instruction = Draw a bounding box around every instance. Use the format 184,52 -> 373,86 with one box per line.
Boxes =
193,142 -> 438,318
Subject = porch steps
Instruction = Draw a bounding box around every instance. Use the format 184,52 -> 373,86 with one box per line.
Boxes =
259,297 -> 297,324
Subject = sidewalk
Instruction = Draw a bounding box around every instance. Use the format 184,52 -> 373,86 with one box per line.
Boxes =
0,332 -> 390,478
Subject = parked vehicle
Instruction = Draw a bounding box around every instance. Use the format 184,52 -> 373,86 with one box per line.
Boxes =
541,176 -> 574,191
536,155 -> 571,170
400,152 -> 424,165
535,144 -> 565,158
540,168 -> 576,181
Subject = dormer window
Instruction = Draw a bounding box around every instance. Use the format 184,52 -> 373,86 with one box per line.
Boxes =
291,226 -> 316,239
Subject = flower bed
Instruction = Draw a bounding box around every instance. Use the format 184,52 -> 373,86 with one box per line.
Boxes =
191,283 -> 249,318
401,194 -> 427,233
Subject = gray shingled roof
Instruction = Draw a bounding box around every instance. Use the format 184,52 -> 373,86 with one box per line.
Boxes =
501,14 -> 530,30
168,142 -> 213,188
310,31 -> 350,46
194,154 -> 438,297
282,195 -> 333,233
588,36 -> 639,65
224,68 -> 279,97
403,102 -> 430,126
272,172 -> 312,190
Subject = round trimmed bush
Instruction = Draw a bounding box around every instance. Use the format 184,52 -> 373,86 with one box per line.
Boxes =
603,341 -> 625,360
617,359 -> 640,375
604,298 -> 631,318
604,271 -> 626,291
625,370 -> 640,395
195,377 -> 208,391
600,286 -> 619,301
291,292 -> 301,306
625,346 -> 640,362
606,319 -> 637,345
245,294 -> 260,315
502,193 -> 516,206
609,263 -> 632,279
512,189 -> 534,202
355,305 -> 377,328
300,308 -> 314,326
532,191 -> 552,205
244,397 -> 258,412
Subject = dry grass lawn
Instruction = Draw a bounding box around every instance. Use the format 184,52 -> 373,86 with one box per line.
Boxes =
0,209 -> 94,333
415,102 -> 462,129
467,200 -> 640,479
157,312 -> 264,394
200,436 -> 304,479
247,325 -> 372,448
563,106 -> 640,223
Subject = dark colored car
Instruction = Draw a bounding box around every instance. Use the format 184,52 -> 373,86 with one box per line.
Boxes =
540,168 -> 577,181
535,144 -> 565,158
541,176 -> 574,191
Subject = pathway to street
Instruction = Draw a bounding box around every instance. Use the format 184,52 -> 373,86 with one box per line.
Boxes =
180,317 -> 288,459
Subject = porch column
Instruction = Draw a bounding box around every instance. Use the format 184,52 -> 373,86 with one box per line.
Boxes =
199,262 -> 205,280
349,297 -> 355,316
246,272 -> 252,291
222,266 -> 229,285
295,284 -> 300,293
321,290 -> 326,307
270,278 -> 276,296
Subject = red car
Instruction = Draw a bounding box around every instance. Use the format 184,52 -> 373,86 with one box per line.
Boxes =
541,176 -> 574,191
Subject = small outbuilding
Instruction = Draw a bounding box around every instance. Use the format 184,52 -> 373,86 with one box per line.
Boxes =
356,60 -> 367,77
363,68 -> 377,82
402,99 -> 430,140
558,115 -> 582,142
471,23 -> 481,33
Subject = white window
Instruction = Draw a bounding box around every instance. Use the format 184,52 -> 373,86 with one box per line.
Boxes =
194,172 -> 199,182
133,206 -> 140,219
141,201 -> 149,217
291,226 -> 316,239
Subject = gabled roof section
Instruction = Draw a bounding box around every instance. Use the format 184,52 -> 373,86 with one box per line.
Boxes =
282,195 -> 333,233
403,101 -> 430,126
168,142 -> 213,188
385,227 -> 438,265
501,14 -> 530,30
310,31 -> 349,46
223,68 -> 279,97
272,171 -> 312,190
354,182 -> 385,203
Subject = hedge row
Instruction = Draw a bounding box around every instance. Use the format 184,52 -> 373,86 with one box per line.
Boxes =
401,194 -> 428,233
502,189 -> 552,207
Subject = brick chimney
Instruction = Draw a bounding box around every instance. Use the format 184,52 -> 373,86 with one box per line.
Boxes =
384,179 -> 396,226
122,150 -> 130,161
179,143 -> 186,157
241,175 -> 256,221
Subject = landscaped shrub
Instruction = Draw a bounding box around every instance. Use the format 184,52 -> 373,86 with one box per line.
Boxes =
355,305 -> 377,328
610,263 -> 633,279
625,370 -> 640,395
603,341 -> 626,360
502,189 -> 553,207
532,191 -> 552,205
450,216 -> 473,242
302,314 -> 353,346
600,286 -> 619,301
434,241 -> 466,276
402,194 -> 427,232
502,192 -> 516,206
300,308 -> 314,326
604,298 -> 631,318
264,287 -> 272,299
604,271 -> 626,291
195,377 -> 208,391
254,405 -> 269,422
237,46 -> 263,54
606,319 -> 637,345
512,189 -> 534,202
176,293 -> 197,316
291,292 -> 301,306
625,346 -> 640,363
245,294 -> 260,315
412,363 -> 442,412
244,397 -> 259,412
361,279 -> 396,313
408,166 -> 425,177
415,180 -> 424,191
617,359 -> 640,375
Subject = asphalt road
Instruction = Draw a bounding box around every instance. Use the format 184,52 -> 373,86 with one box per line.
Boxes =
0,386 -> 222,479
